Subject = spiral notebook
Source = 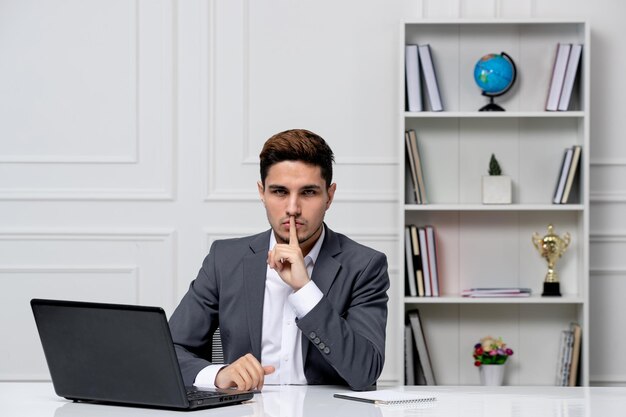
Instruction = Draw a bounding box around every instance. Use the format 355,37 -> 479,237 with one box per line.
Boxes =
333,389 -> 437,405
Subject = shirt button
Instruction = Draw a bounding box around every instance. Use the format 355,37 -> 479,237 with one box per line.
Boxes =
314,337 -> 321,344
309,331 -> 316,339
323,347 -> 331,354
318,342 -> 326,349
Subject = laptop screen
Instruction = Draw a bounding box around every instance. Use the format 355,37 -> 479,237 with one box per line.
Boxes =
31,299 -> 214,409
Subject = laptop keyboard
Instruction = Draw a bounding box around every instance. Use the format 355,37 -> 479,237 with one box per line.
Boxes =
186,389 -> 222,400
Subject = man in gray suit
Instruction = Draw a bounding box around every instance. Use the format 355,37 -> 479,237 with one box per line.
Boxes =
169,129 -> 389,391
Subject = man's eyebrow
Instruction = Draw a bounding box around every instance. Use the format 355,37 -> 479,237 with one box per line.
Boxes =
266,184 -> 322,191
301,185 -> 322,190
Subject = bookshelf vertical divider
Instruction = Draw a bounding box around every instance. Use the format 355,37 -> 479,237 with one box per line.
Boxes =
398,20 -> 589,386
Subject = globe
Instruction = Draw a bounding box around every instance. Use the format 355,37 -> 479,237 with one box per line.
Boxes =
473,52 -> 517,111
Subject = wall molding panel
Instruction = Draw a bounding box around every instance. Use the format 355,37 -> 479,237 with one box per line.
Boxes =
0,0 -> 174,201
202,0 -> 397,203
0,228 -> 176,381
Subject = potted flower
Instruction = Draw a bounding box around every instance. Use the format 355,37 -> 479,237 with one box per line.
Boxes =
482,154 -> 512,204
473,336 -> 514,385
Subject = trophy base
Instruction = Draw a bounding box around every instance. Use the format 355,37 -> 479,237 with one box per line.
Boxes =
542,282 -> 562,297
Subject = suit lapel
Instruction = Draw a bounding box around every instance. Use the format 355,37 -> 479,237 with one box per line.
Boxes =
243,230 -> 271,360
302,226 -> 342,363
310,227 -> 342,295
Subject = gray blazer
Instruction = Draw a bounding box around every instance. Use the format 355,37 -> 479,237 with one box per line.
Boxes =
169,225 -> 389,390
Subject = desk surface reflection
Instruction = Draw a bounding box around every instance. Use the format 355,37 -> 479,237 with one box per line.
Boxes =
2,382 -> 626,417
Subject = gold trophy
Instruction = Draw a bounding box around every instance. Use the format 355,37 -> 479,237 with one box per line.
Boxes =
532,224 -> 571,296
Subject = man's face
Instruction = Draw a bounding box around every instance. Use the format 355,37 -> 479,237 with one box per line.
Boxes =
257,160 -> 336,254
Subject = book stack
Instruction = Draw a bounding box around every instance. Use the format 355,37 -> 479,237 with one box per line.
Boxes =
556,323 -> 582,386
553,145 -> 582,204
405,309 -> 436,385
404,129 -> 427,204
405,44 -> 443,112
461,288 -> 531,298
546,43 -> 583,111
404,224 -> 440,297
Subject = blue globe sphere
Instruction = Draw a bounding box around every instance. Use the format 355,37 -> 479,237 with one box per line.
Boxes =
474,53 -> 515,95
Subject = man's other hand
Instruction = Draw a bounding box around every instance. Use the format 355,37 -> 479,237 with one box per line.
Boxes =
214,353 -> 275,391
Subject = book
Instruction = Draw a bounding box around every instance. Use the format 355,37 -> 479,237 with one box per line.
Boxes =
462,292 -> 531,298
333,389 -> 437,405
555,330 -> 568,386
418,45 -> 443,111
556,329 -> 574,386
409,225 -> 425,297
407,129 -> 427,204
404,226 -> 417,297
408,310 -> 436,385
417,228 -> 432,296
561,145 -> 582,203
404,151 -> 418,204
425,226 -> 439,296
404,324 -> 416,384
558,44 -> 583,111
553,147 -> 574,204
405,132 -> 421,204
546,43 -> 572,111
568,322 -> 582,386
461,287 -> 531,297
405,45 -> 423,112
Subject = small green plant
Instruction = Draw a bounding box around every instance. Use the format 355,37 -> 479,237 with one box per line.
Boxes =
488,153 -> 502,176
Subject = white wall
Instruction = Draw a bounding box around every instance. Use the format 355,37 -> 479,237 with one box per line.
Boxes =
1,0 -> 624,385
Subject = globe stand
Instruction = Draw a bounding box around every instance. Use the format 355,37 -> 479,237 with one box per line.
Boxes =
479,95 -> 505,112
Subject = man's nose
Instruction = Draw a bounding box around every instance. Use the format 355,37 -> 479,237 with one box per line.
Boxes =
286,195 -> 300,216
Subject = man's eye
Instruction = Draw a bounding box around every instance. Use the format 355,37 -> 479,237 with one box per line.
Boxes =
272,189 -> 287,196
303,190 -> 317,196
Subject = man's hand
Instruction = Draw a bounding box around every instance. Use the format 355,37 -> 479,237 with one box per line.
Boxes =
267,216 -> 310,290
214,353 -> 275,391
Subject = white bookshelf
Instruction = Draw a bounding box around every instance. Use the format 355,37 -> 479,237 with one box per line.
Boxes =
398,20 -> 589,386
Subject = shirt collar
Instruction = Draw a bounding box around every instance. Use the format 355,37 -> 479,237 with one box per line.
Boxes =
269,225 -> 326,266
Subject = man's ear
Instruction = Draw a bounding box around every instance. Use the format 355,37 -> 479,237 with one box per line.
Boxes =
326,183 -> 337,209
257,181 -> 265,203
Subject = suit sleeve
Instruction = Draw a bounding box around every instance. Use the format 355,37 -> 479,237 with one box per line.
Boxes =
168,243 -> 220,386
295,250 -> 390,391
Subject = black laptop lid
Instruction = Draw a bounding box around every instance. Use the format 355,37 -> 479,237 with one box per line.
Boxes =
31,299 -> 190,409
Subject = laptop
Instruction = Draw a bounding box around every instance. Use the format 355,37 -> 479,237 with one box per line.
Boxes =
31,298 -> 254,411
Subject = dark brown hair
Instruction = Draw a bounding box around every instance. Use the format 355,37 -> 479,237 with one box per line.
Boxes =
259,129 -> 335,187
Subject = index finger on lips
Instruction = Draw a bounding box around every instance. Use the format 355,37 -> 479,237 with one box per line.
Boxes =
289,215 -> 298,247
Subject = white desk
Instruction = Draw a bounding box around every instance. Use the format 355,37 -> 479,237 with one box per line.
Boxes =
1,383 -> 625,417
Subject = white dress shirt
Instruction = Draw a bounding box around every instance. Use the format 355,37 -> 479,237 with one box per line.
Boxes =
193,228 -> 324,388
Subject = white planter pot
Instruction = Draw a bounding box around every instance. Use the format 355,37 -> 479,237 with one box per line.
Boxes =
479,364 -> 505,386
482,176 -> 512,204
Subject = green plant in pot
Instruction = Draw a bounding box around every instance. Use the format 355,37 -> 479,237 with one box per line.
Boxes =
482,154 -> 512,204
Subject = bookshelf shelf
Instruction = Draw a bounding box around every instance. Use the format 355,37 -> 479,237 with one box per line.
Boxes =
404,204 -> 584,212
404,295 -> 585,304
404,111 -> 585,118
398,20 -> 589,387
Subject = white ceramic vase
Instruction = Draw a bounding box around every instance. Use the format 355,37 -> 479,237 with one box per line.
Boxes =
482,175 -> 512,204
479,364 -> 505,386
